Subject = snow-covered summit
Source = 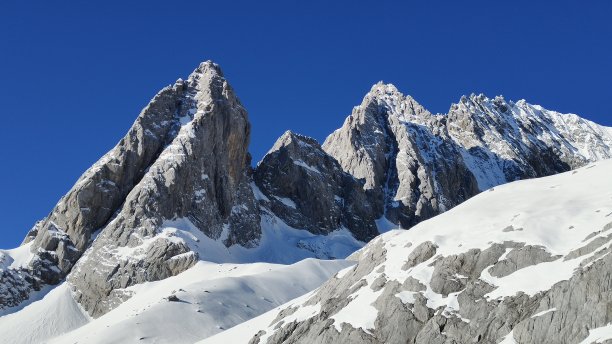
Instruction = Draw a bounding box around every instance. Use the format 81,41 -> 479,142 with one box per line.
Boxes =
323,82 -> 612,231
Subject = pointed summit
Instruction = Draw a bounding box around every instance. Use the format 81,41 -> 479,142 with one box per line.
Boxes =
255,129 -> 378,242
3,60 -> 261,317
358,82 -> 434,123
267,130 -> 321,156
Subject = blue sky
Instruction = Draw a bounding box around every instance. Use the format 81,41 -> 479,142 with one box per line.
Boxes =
1,1 -> 611,248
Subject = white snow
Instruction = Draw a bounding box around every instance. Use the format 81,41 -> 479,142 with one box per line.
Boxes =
373,160 -> 612,306
375,215 -> 398,233
578,323 -> 612,344
0,241 -> 34,270
154,214 -> 363,264
197,291 -> 317,344
481,258 -> 584,299
273,195 -> 297,209
1,259 -> 351,344
531,308 -> 557,318
293,159 -> 321,174
498,331 -> 517,344
330,277 -> 382,333
0,284 -> 90,344
250,182 -> 270,201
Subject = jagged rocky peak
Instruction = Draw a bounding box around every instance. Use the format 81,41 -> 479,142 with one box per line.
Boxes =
324,82 -> 612,231
266,130 -> 321,155
254,130 -> 378,242
67,60 -> 262,317
358,82 -> 437,124
323,84 -> 479,230
1,60 -> 262,316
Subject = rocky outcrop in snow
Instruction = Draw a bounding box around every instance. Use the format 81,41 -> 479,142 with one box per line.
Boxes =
204,160 -> 612,344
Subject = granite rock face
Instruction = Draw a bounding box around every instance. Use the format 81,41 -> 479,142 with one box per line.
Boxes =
253,131 -> 378,242
323,83 -> 612,229
67,61 -> 261,317
1,61 -> 262,316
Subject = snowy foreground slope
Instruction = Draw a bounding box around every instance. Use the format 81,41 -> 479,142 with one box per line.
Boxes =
0,258 -> 350,344
202,160 -> 612,344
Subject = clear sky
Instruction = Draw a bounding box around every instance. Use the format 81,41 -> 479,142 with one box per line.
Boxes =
1,1 -> 611,248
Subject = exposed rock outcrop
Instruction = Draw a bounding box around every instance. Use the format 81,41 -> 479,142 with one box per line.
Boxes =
253,131 -> 378,242
67,61 -> 261,317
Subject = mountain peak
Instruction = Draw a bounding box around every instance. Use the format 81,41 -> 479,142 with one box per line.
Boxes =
192,60 -> 224,77
267,130 -> 320,156
186,60 -> 226,90
368,81 -> 401,95
452,92 -> 512,114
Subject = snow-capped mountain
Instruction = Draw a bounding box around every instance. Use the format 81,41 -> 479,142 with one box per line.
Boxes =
201,159 -> 612,344
0,62 -> 362,319
1,60 -> 612,344
323,83 -> 612,229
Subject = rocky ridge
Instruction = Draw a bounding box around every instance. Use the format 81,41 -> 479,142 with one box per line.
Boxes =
323,83 -> 612,229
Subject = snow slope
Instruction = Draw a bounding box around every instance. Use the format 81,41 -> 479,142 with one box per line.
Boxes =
0,284 -> 89,344
202,159 -> 612,344
151,213 -> 365,264
0,258 -> 351,344
0,242 -> 35,271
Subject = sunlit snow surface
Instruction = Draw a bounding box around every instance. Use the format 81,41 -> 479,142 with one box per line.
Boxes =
0,210 -> 359,344
201,159 -> 612,344
0,242 -> 34,271
0,259 -> 351,344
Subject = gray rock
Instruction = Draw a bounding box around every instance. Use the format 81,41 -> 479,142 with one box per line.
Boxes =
256,238 -> 611,344
254,131 -> 378,242
323,85 -> 612,232
489,245 -> 559,278
67,61 -> 261,317
0,61 -> 262,316
402,241 -> 438,270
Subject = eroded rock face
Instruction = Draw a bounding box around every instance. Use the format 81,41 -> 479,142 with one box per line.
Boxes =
1,61 -> 261,316
323,83 -> 612,230
253,131 -> 378,242
67,62 -> 261,317
254,239 -> 611,344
